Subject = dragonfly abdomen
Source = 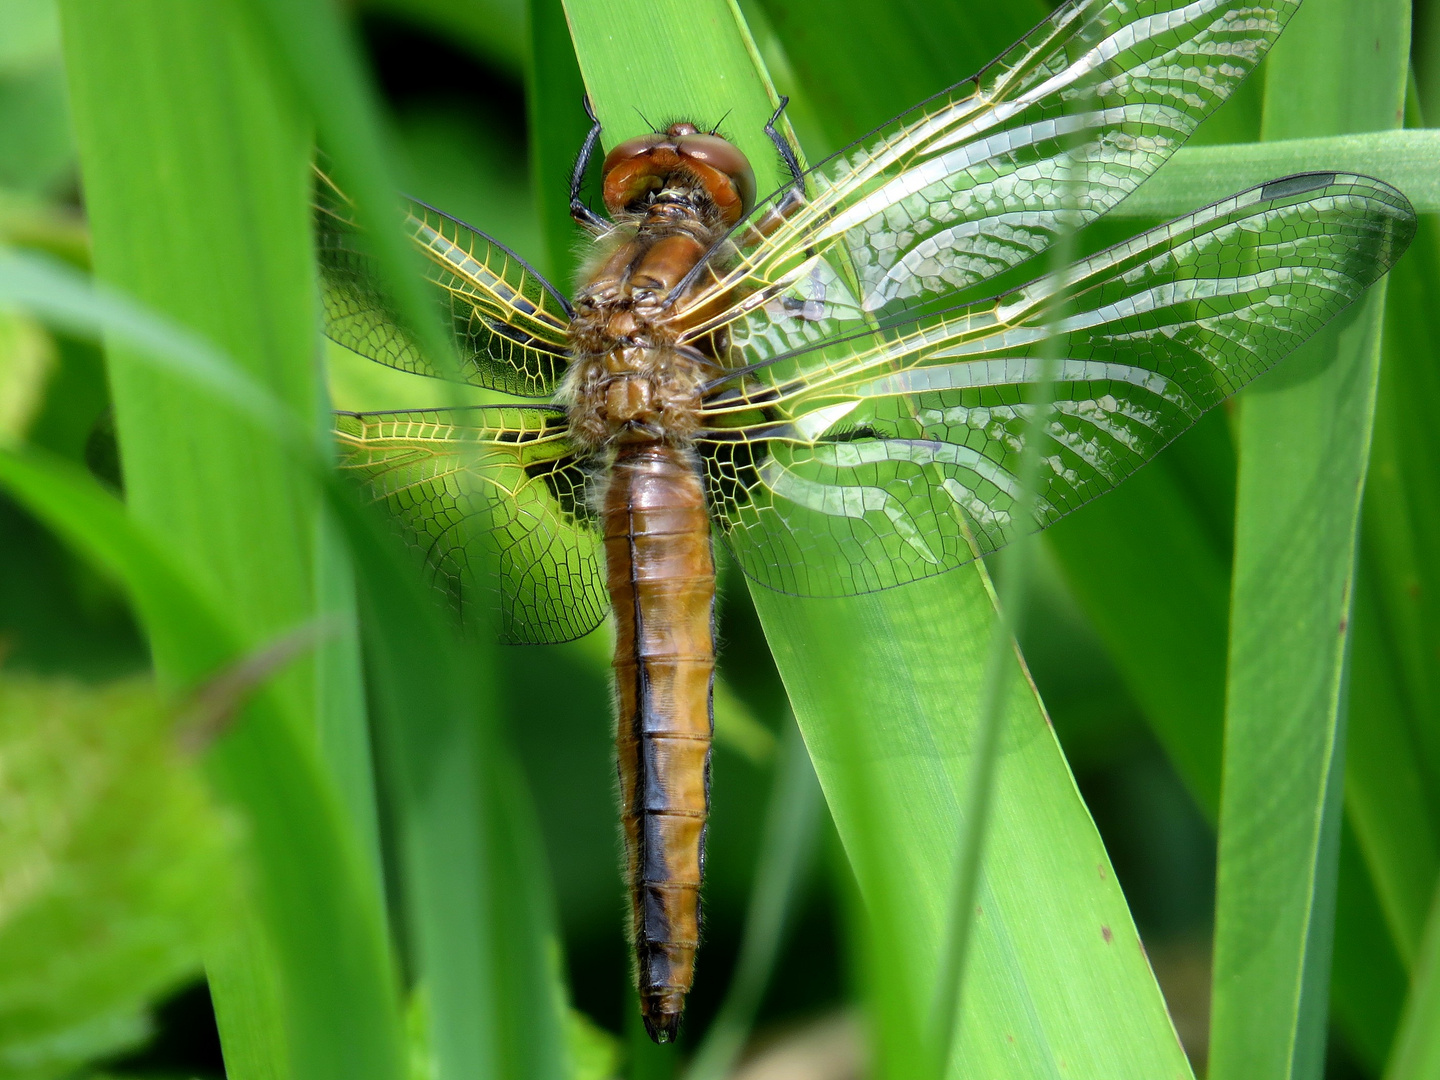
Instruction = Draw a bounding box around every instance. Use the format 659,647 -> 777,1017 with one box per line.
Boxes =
604,443 -> 715,1044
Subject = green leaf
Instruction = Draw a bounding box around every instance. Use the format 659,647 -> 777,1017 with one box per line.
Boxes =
1207,0 -> 1411,1076
684,719 -> 823,1080
0,444 -> 405,1080
0,674 -> 232,1080
1386,882 -> 1440,1079
525,0 -> 592,288
561,2 -> 1204,1075
1347,211 -> 1440,971
55,4 -> 397,1076
1045,409 -> 1235,818
0,237 -> 571,1080
1113,133 -> 1440,219
237,0 -> 459,383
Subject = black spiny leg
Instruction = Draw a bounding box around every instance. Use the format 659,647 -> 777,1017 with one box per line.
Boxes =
746,95 -> 807,241
765,96 -> 805,196
570,95 -> 608,230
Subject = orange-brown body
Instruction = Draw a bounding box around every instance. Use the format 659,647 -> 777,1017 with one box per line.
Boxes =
560,136 -> 739,1042
604,446 -> 714,1042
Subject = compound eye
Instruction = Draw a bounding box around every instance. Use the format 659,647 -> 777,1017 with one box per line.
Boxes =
598,128 -> 757,226
599,134 -> 671,215
671,134 -> 756,222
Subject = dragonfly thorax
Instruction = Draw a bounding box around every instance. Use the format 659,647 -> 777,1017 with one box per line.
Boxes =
561,344 -> 714,448
563,196 -> 733,450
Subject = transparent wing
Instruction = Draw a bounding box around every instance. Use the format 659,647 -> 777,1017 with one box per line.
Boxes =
678,0 -> 1301,358
335,406 -> 607,643
315,165 -> 573,397
697,174 -> 1415,596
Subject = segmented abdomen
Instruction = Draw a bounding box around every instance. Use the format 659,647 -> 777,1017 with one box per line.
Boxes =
603,443 -> 715,1044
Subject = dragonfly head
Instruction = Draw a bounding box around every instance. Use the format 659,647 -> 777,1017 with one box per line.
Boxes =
601,121 -> 756,227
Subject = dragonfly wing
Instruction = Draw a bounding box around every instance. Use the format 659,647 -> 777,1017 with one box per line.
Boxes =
316,164 -> 573,397
336,406 -> 608,643
698,173 -> 1415,597
683,0 -> 1302,355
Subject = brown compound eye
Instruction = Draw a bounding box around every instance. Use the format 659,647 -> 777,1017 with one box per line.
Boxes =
601,123 -> 756,226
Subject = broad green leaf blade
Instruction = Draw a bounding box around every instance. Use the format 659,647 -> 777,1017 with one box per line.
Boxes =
525,0 -> 592,287
1207,0 -> 1411,1076
756,582 -> 1193,1078
58,0 -> 324,732
564,2 -> 1194,1076
0,446 -> 405,1080
1045,410 -> 1234,818
1117,133 -> 1440,218
0,675 -> 231,1080
559,0 -> 791,194
1348,212 -> 1440,967
748,0 -> 1045,146
56,5 -> 393,1078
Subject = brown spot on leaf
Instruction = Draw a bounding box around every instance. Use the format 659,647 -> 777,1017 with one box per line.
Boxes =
1101,925 -> 1113,943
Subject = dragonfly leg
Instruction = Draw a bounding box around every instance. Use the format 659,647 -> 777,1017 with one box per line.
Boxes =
571,95 -> 609,230
733,96 -> 808,244
765,96 -> 804,194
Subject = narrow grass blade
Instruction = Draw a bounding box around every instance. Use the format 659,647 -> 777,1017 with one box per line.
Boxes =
1386,882 -> 1440,1079
1045,411 -> 1234,816
1333,824 -> 1408,1070
525,0 -> 592,287
561,4 -> 1194,1076
0,446 -> 405,1080
1114,133 -> 1440,218
237,0 -> 457,377
927,209 -> 1078,1074
56,5 -> 393,1078
1348,209 -> 1440,966
58,0 -> 326,755
684,719 -> 823,1080
1207,0 -> 1411,1076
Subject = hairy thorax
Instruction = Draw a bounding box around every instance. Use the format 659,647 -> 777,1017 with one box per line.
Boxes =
561,181 -> 733,450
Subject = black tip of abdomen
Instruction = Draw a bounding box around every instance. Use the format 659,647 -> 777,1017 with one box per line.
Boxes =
643,1011 -> 682,1044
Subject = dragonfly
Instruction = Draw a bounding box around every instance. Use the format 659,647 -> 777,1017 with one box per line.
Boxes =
316,0 -> 1415,1042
